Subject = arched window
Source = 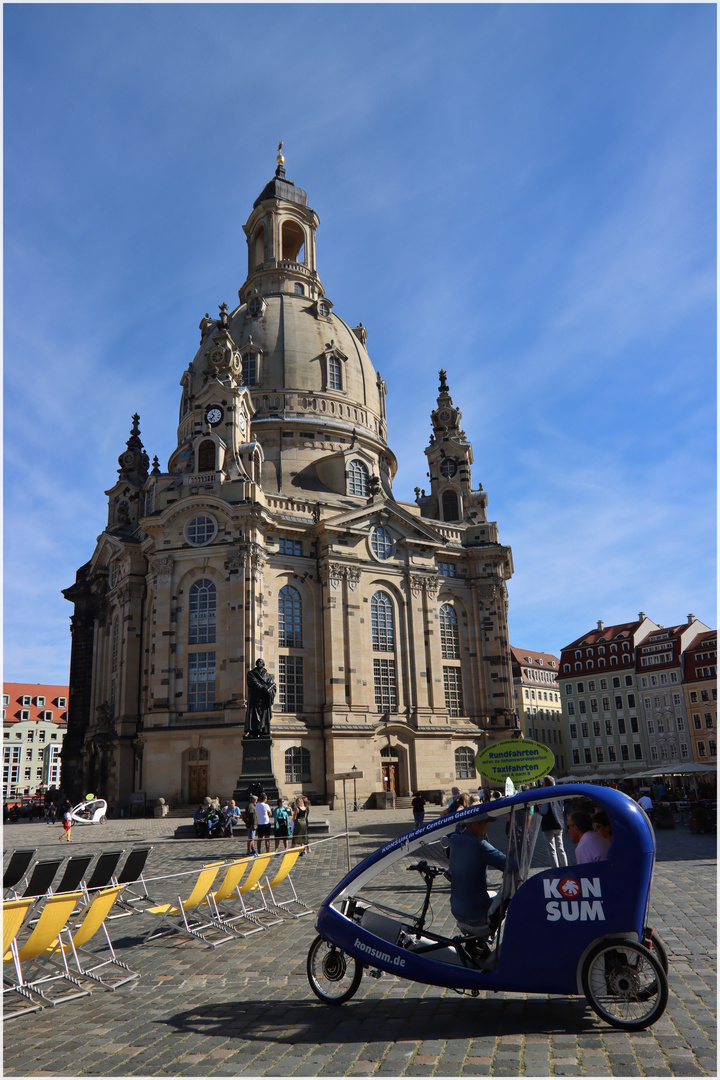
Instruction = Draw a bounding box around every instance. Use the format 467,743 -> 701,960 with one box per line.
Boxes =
285,746 -> 311,783
328,355 -> 342,390
278,585 -> 302,648
371,592 -> 394,651
198,440 -> 215,472
455,746 -> 476,779
189,579 -> 216,644
370,526 -> 392,560
348,459 -> 369,497
281,221 -> 305,263
440,604 -> 460,659
442,489 -> 459,521
253,226 -> 265,269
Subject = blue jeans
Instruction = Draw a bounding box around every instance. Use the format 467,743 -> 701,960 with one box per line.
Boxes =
413,813 -> 424,827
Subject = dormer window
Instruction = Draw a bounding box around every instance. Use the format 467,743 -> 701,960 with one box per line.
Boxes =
318,301 -> 330,318
247,297 -> 264,318
329,355 -> 342,390
294,283 -> 305,296
197,440 -> 216,472
241,354 -> 258,386
348,459 -> 369,497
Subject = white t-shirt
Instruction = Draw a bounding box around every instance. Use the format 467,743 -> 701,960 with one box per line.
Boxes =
256,801 -> 272,826
638,796 -> 653,813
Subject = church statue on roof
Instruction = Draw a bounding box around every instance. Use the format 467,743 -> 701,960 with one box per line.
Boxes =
62,146 -> 516,812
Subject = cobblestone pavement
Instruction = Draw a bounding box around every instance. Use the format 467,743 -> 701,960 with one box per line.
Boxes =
3,809 -> 716,1078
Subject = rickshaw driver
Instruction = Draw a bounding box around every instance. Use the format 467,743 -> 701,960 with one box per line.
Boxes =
448,816 -> 507,937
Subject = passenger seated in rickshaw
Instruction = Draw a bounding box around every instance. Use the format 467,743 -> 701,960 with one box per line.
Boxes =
448,817 -> 506,938
568,810 -> 610,863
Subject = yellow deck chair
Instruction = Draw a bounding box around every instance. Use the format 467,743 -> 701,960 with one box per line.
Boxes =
3,898 -> 44,1017
205,858 -> 265,938
4,891 -> 90,1009
261,849 -> 313,918
47,886 -> 139,989
236,854 -> 283,927
141,863 -> 236,947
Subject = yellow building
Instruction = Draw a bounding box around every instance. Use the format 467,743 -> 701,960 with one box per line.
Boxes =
510,647 -> 566,774
63,157 -> 518,811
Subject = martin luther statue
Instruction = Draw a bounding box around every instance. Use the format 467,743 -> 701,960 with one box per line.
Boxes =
244,659 -> 276,738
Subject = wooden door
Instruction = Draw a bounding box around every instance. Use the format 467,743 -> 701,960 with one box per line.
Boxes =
188,765 -> 208,803
382,762 -> 398,793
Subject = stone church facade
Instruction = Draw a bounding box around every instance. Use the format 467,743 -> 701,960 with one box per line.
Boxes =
63,155 -> 517,811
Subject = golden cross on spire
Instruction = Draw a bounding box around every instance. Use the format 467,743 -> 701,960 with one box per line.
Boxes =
276,141 -> 284,167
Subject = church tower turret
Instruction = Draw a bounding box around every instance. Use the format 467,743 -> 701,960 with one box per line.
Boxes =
105,413 -> 149,530
418,370 -> 489,526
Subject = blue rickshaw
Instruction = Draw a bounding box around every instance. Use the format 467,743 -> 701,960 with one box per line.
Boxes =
307,785 -> 669,1030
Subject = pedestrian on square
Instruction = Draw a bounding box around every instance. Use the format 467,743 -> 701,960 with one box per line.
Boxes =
292,795 -> 310,853
537,776 -> 568,868
255,793 -> 272,853
637,792 -> 654,823
61,809 -> 72,842
45,803 -> 56,825
245,794 -> 258,856
272,798 -> 291,851
411,791 -> 425,828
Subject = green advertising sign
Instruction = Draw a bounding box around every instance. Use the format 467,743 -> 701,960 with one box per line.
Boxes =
476,739 -> 555,786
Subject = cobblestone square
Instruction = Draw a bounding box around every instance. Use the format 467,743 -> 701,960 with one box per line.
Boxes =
3,810 -> 716,1077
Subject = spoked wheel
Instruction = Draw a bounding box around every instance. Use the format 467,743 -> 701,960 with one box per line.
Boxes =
307,935 -> 363,1005
581,940 -> 668,1030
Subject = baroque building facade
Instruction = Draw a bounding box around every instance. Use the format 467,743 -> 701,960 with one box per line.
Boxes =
62,156 -> 517,811
509,647 -> 566,774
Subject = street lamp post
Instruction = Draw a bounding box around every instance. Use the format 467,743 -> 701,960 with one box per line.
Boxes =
351,765 -> 359,811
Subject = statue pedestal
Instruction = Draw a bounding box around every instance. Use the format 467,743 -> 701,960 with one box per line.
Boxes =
233,737 -> 280,804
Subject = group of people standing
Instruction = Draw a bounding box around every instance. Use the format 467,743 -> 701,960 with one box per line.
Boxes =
193,793 -> 311,857
243,794 -> 311,857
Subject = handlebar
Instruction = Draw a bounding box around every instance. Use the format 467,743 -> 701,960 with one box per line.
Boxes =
407,860 -> 449,880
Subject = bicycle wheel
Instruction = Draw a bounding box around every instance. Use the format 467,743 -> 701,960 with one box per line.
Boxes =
581,940 -> 668,1031
307,935 -> 363,1005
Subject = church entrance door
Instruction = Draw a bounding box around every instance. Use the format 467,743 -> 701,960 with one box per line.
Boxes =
188,765 -> 208,803
382,762 -> 399,793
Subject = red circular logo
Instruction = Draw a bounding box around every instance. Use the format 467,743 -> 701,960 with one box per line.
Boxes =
559,877 -> 580,898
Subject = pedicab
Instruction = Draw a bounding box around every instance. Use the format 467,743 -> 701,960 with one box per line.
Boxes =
69,795 -> 108,825
308,785 -> 669,1030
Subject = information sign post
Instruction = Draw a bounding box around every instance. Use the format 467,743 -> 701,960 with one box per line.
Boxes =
329,770 -> 364,871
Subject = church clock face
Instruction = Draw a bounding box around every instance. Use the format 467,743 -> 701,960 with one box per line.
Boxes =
205,405 -> 223,426
438,410 -> 451,423
440,457 -> 457,478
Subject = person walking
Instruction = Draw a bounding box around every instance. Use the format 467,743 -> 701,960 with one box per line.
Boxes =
61,809 -> 73,841
411,792 -> 425,828
537,776 -> 568,867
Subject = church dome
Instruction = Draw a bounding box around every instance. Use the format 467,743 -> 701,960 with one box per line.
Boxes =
188,294 -> 385,444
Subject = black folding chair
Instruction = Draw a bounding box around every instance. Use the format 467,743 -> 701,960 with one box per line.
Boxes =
16,858 -> 64,899
3,850 -> 36,894
53,855 -> 94,895
108,846 -> 155,918
83,850 -> 124,894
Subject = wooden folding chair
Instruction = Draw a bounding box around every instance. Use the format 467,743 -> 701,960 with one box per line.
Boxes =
205,858 -> 265,937
141,863 -> 237,947
4,891 -> 90,1008
45,886 -> 139,989
260,849 -> 313,918
3,898 -> 43,1017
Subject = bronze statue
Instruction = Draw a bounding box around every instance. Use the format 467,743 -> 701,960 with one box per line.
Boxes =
244,659 -> 276,737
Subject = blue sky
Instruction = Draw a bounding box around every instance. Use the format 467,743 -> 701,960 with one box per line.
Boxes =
4,3 -> 716,684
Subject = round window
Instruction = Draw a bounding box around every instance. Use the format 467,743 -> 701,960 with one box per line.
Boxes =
186,515 -> 217,546
370,526 -> 392,561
